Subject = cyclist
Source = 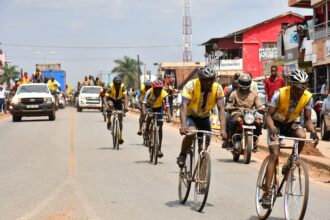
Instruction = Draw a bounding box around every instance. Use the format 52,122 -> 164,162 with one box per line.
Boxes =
136,80 -> 152,135
47,77 -> 61,109
99,82 -> 107,112
176,66 -> 227,167
142,80 -> 170,158
261,69 -> 319,208
104,76 -> 128,144
225,73 -> 264,151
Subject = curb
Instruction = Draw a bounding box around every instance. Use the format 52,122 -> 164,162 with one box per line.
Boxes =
128,108 -> 330,172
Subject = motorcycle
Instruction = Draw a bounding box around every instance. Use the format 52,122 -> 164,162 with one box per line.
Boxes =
58,92 -> 66,109
230,108 -> 263,164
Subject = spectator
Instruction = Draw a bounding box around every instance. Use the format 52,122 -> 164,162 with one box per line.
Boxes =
248,72 -> 259,93
0,86 -> 6,112
21,72 -> 31,84
32,68 -> 43,83
264,65 -> 285,103
83,76 -> 90,86
321,79 -> 328,95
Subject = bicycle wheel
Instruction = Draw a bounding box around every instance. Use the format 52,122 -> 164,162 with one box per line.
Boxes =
115,117 -> 120,150
244,135 -> 252,164
194,151 -> 211,212
153,125 -> 159,165
149,123 -> 154,162
255,156 -> 275,220
111,117 -> 116,149
284,160 -> 309,220
178,149 -> 193,204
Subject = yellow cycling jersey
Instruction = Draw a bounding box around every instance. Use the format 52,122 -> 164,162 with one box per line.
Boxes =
273,86 -> 312,124
106,83 -> 127,100
139,84 -> 148,102
47,80 -> 60,92
144,88 -> 168,108
182,79 -> 224,117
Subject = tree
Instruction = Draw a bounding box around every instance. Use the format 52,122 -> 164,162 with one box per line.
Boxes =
111,56 -> 143,89
0,64 -> 20,89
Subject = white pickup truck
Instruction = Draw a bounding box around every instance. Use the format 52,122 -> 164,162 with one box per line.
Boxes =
10,83 -> 56,122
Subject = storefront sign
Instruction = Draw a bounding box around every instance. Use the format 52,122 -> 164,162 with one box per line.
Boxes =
259,48 -> 278,61
214,59 -> 243,70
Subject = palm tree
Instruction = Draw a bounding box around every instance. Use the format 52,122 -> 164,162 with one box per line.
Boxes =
111,56 -> 143,89
0,64 -> 20,89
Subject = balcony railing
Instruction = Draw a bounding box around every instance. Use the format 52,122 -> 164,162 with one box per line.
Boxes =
313,22 -> 330,40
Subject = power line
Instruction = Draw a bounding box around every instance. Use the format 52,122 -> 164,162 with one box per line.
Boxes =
1,42 -> 200,49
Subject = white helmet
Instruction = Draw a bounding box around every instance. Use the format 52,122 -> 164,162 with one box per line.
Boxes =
289,69 -> 308,84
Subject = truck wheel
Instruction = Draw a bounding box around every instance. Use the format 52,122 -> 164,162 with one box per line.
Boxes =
12,115 -> 21,122
49,111 -> 56,121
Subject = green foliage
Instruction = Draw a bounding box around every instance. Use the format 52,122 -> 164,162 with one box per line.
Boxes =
111,56 -> 143,89
0,64 -> 20,89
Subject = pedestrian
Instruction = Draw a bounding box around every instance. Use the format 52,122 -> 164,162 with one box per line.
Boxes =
0,86 -> 6,112
320,79 -> 328,95
264,65 -> 285,104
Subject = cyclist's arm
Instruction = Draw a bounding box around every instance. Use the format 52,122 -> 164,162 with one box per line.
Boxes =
180,99 -> 189,128
303,108 -> 315,133
266,106 -> 277,129
216,98 -> 226,133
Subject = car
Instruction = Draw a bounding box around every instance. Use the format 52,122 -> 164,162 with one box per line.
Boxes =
77,86 -> 102,112
320,95 -> 330,140
10,83 -> 56,122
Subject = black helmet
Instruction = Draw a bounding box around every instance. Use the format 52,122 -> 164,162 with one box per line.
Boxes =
198,67 -> 215,79
289,69 -> 308,84
238,73 -> 252,90
113,76 -> 122,84
144,80 -> 152,87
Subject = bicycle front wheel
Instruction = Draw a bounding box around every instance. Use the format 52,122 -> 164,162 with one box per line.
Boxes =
115,118 -> 120,150
284,160 -> 309,220
194,151 -> 211,212
153,126 -> 159,165
255,156 -> 274,220
178,150 -> 193,204
111,118 -> 116,149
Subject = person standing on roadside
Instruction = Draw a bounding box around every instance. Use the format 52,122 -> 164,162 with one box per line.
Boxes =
264,65 -> 285,104
0,86 -> 6,112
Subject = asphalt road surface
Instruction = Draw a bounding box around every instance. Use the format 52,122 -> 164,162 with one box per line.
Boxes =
0,108 -> 329,220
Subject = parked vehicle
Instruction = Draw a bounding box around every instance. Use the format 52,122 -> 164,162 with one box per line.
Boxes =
321,95 -> 330,140
229,108 -> 263,164
10,83 -> 56,121
77,86 -> 102,112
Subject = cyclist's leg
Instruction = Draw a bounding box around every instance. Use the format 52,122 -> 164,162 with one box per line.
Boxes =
195,116 -> 211,152
115,99 -> 124,144
106,99 -> 114,130
262,121 -> 284,207
177,116 -> 196,167
154,107 -> 164,157
144,106 -> 152,138
138,101 -> 143,135
290,123 -> 306,154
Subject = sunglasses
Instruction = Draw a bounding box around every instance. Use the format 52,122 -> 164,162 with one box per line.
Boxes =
293,83 -> 308,90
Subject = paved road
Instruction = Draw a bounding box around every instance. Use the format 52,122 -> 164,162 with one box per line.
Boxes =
0,108 -> 329,220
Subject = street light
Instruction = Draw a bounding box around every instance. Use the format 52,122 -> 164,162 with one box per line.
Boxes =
35,51 -> 55,64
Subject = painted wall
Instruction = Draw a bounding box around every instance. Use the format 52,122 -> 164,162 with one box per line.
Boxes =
243,14 -> 305,78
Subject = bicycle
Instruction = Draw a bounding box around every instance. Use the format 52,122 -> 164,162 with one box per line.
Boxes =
255,136 -> 314,220
178,129 -> 220,212
110,110 -> 124,150
146,112 -> 168,165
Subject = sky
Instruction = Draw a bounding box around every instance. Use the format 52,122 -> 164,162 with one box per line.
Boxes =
0,0 -> 312,85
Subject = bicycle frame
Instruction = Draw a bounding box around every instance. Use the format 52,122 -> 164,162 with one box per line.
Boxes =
274,136 -> 313,197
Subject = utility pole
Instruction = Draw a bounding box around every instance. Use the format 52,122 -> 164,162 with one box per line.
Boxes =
137,55 -> 141,88
183,0 -> 192,62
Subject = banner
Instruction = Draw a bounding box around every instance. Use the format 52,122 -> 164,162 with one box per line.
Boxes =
259,48 -> 278,61
214,59 -> 243,70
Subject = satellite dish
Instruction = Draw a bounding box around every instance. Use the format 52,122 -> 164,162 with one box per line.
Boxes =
215,51 -> 223,58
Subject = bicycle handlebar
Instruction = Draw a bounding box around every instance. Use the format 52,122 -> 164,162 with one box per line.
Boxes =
186,129 -> 220,136
278,136 -> 314,142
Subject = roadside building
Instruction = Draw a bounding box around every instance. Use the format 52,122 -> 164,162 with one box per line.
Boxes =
288,0 -> 330,92
202,12 -> 306,84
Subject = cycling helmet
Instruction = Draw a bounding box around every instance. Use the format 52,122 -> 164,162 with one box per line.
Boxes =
144,80 -> 152,87
113,76 -> 122,84
234,72 -> 241,80
197,67 -> 215,79
14,77 -> 20,82
238,73 -> 252,90
151,80 -> 163,89
289,69 -> 308,84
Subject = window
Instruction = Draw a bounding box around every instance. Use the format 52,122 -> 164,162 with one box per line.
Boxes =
263,42 -> 277,48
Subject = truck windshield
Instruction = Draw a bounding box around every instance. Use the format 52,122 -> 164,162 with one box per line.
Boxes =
17,85 -> 49,94
81,87 -> 101,94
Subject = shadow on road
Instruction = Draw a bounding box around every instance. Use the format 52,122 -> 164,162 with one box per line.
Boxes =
165,200 -> 214,212
247,215 -> 283,220
134,160 -> 164,165
216,158 -> 257,164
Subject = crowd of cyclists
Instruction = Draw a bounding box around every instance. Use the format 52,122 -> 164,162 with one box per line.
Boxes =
97,64 -> 322,211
